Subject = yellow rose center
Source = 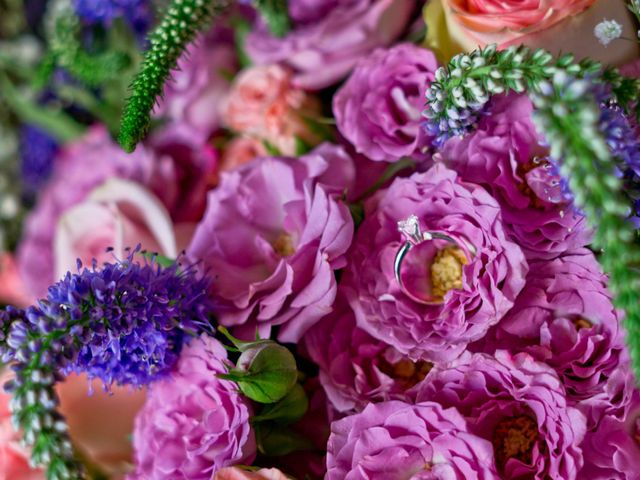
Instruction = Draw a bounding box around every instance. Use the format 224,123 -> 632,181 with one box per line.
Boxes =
271,232 -> 295,257
572,317 -> 593,331
430,246 -> 468,300
378,358 -> 433,390
492,414 -> 541,471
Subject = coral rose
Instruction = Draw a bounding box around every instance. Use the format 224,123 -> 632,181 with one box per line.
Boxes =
223,65 -> 322,156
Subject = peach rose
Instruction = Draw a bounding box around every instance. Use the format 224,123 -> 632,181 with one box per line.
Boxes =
223,65 -> 323,156
57,374 -> 147,477
214,467 -> 289,480
428,0 -> 640,66
0,370 -> 45,480
53,178 -> 194,279
0,254 -> 32,308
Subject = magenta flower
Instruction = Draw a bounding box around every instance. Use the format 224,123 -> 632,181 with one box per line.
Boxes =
187,144 -> 355,342
474,249 -> 635,429
343,163 -> 527,362
127,335 -> 255,480
326,400 -> 499,479
579,392 -> 640,479
440,93 -> 591,260
415,351 -> 587,479
304,292 -> 432,413
245,0 -> 415,90
333,43 -> 438,162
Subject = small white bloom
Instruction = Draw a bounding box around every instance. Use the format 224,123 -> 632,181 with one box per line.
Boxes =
594,19 -> 623,46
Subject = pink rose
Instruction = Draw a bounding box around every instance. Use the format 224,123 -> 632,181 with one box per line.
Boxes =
223,65 -> 322,156
56,374 -> 147,477
440,0 -> 639,66
214,467 -> 289,480
445,0 -> 596,44
53,178 -> 191,279
0,370 -> 45,480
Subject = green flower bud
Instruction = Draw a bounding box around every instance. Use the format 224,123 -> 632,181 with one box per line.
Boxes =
217,327 -> 298,404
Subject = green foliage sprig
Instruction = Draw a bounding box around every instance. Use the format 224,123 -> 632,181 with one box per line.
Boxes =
531,72 -> 640,381
118,0 -> 232,153
253,0 -> 291,37
45,0 -> 129,88
424,45 -> 601,143
7,340 -> 85,480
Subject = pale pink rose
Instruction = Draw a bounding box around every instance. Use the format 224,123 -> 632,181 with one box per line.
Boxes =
0,370 -> 45,480
57,374 -> 147,477
223,65 -> 322,156
53,178 -> 192,278
0,254 -> 32,307
444,0 -> 597,47
214,467 -> 289,480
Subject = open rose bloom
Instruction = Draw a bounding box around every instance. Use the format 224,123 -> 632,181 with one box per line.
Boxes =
3,2 -> 640,480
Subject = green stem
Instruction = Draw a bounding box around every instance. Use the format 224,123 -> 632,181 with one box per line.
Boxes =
0,73 -> 85,143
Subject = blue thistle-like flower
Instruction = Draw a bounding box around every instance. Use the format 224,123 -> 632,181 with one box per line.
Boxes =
19,125 -> 58,198
73,0 -> 151,33
594,85 -> 640,222
11,247 -> 215,388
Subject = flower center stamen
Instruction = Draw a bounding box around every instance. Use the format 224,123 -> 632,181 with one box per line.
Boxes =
378,358 -> 433,390
492,414 -> 541,471
272,232 -> 295,257
431,246 -> 468,299
572,317 -> 593,330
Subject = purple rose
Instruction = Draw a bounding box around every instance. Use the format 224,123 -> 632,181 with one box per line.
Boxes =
415,351 -> 587,480
440,93 -> 591,260
303,292 -> 432,413
187,144 -> 355,342
333,43 -> 438,162
579,392 -> 640,479
18,125 -> 217,297
473,249 -> 635,429
154,20 -> 239,139
326,400 -> 499,479
343,163 -> 527,362
245,0 -> 415,90
127,335 -> 255,480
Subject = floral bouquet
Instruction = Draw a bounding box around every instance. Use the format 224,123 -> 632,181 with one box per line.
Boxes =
1,0 -> 640,478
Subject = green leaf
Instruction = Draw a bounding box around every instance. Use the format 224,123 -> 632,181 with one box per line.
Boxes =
255,423 -> 315,457
253,0 -> 291,37
252,383 -> 308,425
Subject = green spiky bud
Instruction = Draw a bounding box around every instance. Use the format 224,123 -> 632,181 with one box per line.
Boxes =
118,0 -> 232,153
